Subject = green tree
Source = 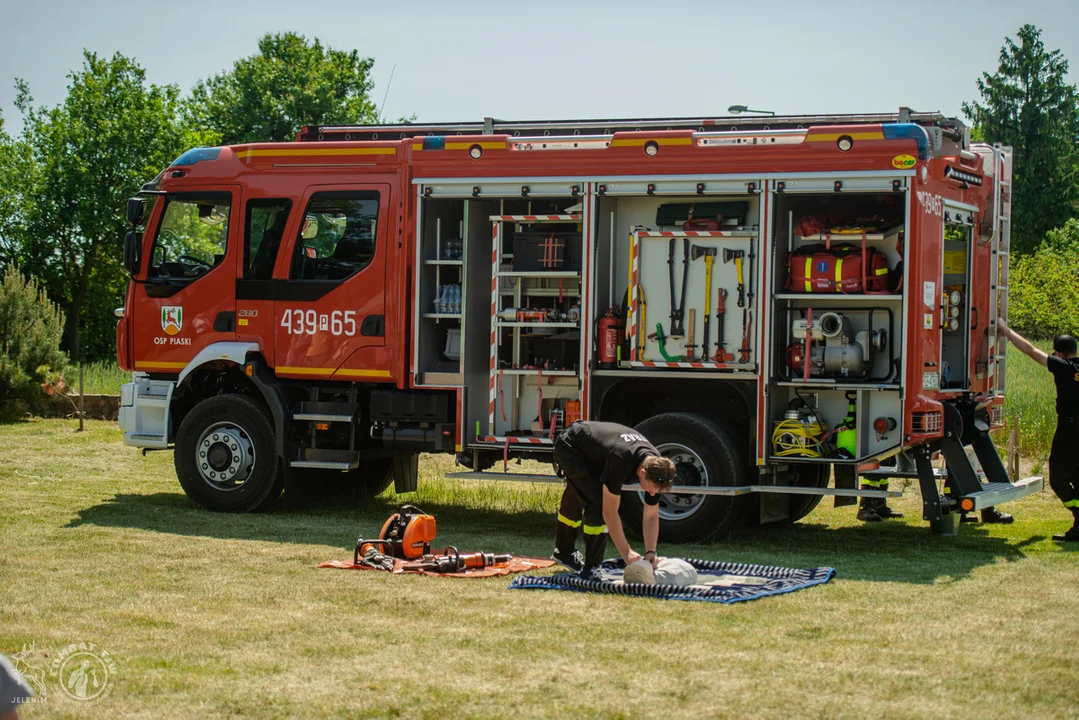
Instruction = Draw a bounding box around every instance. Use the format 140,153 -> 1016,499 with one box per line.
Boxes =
5,51 -> 210,360
963,25 -> 1079,254
187,32 -> 379,144
0,264 -> 67,417
1008,219 -> 1079,339
0,116 -> 35,264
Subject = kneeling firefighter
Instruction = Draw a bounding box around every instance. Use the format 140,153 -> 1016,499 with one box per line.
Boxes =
551,421 -> 677,579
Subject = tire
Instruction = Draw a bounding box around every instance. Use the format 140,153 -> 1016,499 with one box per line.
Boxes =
285,458 -> 395,506
353,458 -> 395,496
621,412 -> 753,543
174,393 -> 284,512
787,464 -> 830,522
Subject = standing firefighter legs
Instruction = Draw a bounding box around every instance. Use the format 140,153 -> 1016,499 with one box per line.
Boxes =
553,437 -> 609,570
857,478 -> 903,522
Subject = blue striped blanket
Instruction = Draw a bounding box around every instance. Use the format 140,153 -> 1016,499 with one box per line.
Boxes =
508,557 -> 835,604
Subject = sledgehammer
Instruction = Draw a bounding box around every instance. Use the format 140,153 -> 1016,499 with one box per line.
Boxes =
723,248 -> 745,308
691,245 -> 717,359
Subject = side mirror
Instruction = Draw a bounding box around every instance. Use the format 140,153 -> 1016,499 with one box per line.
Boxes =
124,230 -> 142,275
127,197 -> 146,226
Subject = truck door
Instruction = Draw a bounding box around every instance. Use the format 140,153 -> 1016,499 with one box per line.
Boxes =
132,188 -> 239,373
274,185 -> 390,380
236,197 -> 297,364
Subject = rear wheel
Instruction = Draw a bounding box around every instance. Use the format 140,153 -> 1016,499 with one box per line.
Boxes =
621,412 -> 752,543
174,394 -> 283,512
787,464 -> 831,522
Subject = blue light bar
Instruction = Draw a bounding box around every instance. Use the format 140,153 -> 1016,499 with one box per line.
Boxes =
881,124 -> 929,160
422,136 -> 446,151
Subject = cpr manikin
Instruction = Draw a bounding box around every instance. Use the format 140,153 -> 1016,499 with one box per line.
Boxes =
623,558 -> 698,586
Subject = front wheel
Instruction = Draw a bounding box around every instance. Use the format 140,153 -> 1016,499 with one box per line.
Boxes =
621,412 -> 752,543
174,394 -> 283,512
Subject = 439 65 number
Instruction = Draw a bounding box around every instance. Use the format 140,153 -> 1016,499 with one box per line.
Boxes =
279,309 -> 357,336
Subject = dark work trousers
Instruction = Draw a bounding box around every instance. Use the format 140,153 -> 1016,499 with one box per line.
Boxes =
553,436 -> 609,569
1049,418 -> 1079,524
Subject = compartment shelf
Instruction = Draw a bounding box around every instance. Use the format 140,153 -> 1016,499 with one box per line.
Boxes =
424,259 -> 463,266
771,381 -> 901,390
797,232 -> 887,241
497,271 -> 580,278
773,294 -> 903,301
501,288 -> 580,297
637,230 -> 758,238
497,369 -> 577,376
422,313 -> 462,319
497,321 -> 579,328
491,214 -> 580,223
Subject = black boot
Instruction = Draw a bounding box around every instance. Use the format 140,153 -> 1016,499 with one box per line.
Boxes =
857,494 -> 883,522
875,483 -> 903,519
1052,508 -> 1079,542
981,507 -> 1014,524
876,503 -> 905,519
582,530 -> 609,574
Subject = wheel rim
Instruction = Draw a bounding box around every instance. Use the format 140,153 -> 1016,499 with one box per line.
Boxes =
646,442 -> 709,521
195,422 -> 256,492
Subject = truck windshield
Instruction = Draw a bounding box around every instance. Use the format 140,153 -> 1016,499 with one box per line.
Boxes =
148,193 -> 231,282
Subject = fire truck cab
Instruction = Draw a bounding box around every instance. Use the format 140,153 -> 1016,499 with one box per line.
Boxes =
117,109 -> 1042,540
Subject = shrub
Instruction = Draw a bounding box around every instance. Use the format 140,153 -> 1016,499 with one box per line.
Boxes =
1008,219 -> 1079,340
0,265 -> 68,417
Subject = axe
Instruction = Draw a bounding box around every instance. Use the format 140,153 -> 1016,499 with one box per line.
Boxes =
723,248 -> 745,308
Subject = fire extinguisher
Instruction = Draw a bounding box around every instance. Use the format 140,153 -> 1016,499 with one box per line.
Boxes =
596,307 -> 625,369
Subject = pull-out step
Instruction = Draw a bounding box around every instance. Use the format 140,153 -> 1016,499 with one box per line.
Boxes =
860,467 -> 947,482
289,448 -> 359,471
293,401 -> 358,423
965,476 -> 1043,511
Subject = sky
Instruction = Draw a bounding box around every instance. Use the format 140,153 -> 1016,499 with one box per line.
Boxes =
2,0 -> 1078,136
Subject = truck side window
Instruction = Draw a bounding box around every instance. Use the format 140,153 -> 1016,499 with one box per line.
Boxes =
289,191 -> 379,282
148,192 -> 231,283
244,199 -> 292,281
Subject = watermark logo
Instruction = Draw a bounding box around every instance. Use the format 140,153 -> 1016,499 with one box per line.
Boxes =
48,642 -> 117,703
10,643 -> 48,704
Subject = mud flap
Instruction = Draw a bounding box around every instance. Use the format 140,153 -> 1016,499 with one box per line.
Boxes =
833,465 -> 858,508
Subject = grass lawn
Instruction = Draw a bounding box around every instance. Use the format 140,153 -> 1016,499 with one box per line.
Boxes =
1,420 -> 1077,719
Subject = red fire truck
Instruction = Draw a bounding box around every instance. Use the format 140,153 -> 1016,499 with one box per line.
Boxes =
116,109 -> 1041,540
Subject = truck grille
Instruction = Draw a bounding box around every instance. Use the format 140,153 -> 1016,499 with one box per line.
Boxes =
912,411 -> 943,434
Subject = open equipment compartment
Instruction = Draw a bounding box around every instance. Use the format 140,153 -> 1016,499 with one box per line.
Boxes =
764,188 -> 908,465
414,198 -> 467,386
592,191 -> 761,371
486,196 -> 584,443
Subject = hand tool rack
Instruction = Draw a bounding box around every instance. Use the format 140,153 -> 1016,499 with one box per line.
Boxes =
625,229 -> 757,371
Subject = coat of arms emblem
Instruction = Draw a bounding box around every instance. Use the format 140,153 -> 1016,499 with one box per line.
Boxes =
161,306 -> 183,336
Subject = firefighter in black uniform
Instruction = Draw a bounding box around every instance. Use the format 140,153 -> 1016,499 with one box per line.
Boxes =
998,319 -> 1079,542
551,421 -> 677,578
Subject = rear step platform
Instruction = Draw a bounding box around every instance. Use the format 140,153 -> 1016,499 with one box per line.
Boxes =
966,476 -> 1043,511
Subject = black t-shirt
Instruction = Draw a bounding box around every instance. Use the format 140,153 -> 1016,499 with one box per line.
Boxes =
560,421 -> 662,505
1047,355 -> 1079,422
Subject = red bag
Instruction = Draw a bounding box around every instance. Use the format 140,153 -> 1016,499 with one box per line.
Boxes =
682,204 -> 723,232
786,243 -> 890,293
682,218 -> 724,231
